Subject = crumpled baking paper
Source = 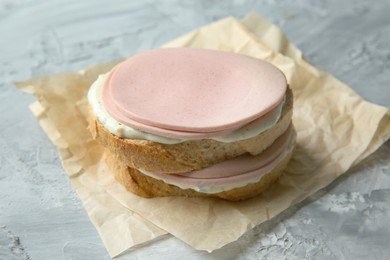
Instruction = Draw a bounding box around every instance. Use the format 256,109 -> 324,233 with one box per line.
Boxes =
16,12 -> 390,257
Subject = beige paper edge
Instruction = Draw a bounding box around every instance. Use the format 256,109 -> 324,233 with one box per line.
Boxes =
16,13 -> 390,256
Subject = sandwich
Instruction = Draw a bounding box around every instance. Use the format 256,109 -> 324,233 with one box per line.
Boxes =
88,48 -> 295,201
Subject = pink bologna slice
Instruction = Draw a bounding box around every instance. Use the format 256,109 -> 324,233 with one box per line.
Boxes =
102,48 -> 287,137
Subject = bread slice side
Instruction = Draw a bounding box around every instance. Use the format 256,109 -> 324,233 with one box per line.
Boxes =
104,145 -> 293,201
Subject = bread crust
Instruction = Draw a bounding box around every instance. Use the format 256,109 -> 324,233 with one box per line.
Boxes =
104,146 -> 293,201
89,88 -> 293,173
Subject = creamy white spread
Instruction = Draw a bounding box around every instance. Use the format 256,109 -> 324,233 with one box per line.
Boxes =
88,73 -> 285,144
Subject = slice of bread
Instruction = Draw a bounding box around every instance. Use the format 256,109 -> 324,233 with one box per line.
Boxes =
89,88 -> 293,174
104,145 -> 293,201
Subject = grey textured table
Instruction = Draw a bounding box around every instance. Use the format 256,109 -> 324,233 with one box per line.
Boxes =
1,1 -> 390,259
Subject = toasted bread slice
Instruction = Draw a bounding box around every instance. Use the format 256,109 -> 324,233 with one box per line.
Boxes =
104,145 -> 293,201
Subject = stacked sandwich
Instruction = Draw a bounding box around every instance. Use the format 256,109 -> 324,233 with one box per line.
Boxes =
88,48 -> 295,201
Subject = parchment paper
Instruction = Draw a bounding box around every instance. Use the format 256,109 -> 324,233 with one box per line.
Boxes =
17,13 -> 390,257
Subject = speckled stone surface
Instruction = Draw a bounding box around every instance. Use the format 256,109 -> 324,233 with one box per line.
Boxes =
1,0 -> 389,259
